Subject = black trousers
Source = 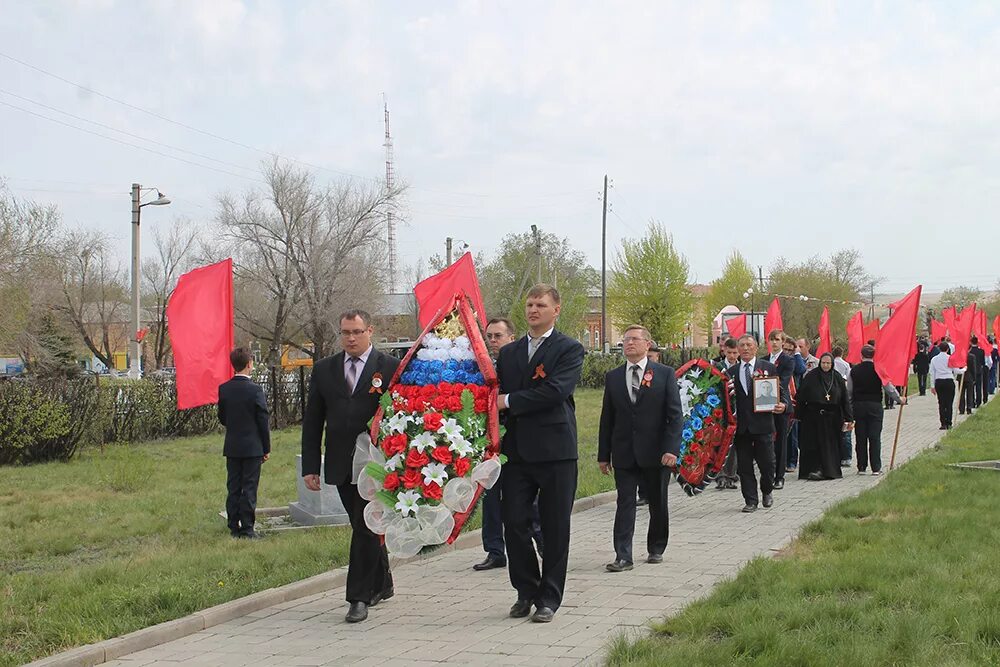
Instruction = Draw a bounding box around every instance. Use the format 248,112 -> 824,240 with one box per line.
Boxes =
959,373 -> 976,413
481,477 -> 543,560
734,431 -> 774,506
935,378 -> 955,427
501,460 -> 578,611
773,414 -> 789,480
853,401 -> 884,472
612,466 -> 669,563
917,373 -> 928,395
226,456 -> 262,535
337,483 -> 393,604
979,371 -> 988,406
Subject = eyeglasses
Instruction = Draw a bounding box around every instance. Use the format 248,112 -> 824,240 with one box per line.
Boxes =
340,329 -> 368,338
622,336 -> 648,344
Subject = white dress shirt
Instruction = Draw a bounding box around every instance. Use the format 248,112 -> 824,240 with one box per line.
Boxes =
625,356 -> 648,397
929,352 -> 958,382
833,357 -> 851,380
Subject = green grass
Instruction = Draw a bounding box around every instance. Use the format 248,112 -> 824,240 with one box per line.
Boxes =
607,397 -> 1000,667
0,388 -> 608,666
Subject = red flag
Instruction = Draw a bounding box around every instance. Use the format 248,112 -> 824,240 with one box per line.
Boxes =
930,319 -> 947,343
942,306 -> 956,336
874,286 -> 921,387
816,306 -> 832,356
863,318 -> 880,345
166,259 -> 234,410
725,313 -> 746,339
975,310 -> 992,356
413,253 -> 487,329
994,314 -> 1000,347
948,304 -> 977,368
764,298 -> 783,341
846,311 -> 864,364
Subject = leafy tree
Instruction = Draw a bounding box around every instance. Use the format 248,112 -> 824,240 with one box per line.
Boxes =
607,222 -> 692,346
30,312 -> 79,378
938,285 -> 983,312
479,230 -> 596,339
704,250 -> 755,334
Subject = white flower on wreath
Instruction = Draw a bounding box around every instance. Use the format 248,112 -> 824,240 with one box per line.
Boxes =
448,436 -> 475,457
394,490 -> 422,517
437,418 -> 463,441
686,368 -> 703,380
421,462 -> 449,486
386,412 -> 414,434
410,432 -> 437,453
384,453 -> 403,472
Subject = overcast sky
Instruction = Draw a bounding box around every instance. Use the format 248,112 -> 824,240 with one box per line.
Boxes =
2,0 -> 999,295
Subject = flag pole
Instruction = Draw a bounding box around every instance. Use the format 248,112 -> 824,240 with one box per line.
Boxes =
954,371 -> 965,421
888,383 -> 908,471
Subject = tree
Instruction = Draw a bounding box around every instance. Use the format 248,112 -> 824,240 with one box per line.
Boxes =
938,285 -> 983,312
607,222 -> 693,346
703,250 -> 755,334
30,312 -> 79,378
142,219 -> 199,369
479,230 -> 597,338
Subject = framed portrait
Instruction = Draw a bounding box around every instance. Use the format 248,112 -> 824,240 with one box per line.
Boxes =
753,376 -> 779,413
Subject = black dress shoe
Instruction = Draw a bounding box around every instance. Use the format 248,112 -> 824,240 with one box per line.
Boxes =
772,479 -> 784,490
237,531 -> 263,540
647,553 -> 663,564
606,559 -> 633,572
473,555 -> 507,571
370,588 -> 394,606
532,606 -> 555,623
741,504 -> 757,513
509,599 -> 533,618
762,493 -> 773,508
345,601 -> 368,623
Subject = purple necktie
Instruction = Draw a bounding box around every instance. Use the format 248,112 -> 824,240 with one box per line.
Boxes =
346,357 -> 360,393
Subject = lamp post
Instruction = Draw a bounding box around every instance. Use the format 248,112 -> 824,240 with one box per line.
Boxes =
129,183 -> 171,379
743,287 -> 755,340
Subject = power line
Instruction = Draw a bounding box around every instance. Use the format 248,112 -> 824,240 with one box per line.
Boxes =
0,99 -> 268,184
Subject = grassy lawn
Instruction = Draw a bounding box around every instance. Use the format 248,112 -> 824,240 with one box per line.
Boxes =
0,388 -> 608,666
608,397 -> 1000,666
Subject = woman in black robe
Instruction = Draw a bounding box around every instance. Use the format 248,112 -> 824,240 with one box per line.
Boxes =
797,353 -> 854,480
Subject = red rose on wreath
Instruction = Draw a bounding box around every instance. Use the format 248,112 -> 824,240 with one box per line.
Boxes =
383,472 -> 400,490
474,398 -> 488,413
432,395 -> 450,411
392,400 -> 407,413
411,397 -> 428,411
402,468 -> 422,489
420,385 -> 437,398
421,481 -> 443,500
454,457 -> 471,477
683,454 -> 696,466
423,413 -> 444,431
695,430 -> 705,440
406,449 -> 430,468
713,408 -> 724,419
447,396 -> 463,412
431,446 -> 453,465
383,434 -> 408,457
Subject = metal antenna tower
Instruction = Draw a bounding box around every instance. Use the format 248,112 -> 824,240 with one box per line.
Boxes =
383,94 -> 397,293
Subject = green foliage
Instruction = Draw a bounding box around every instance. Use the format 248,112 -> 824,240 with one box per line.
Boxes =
607,222 -> 693,346
580,352 -> 625,388
31,313 -> 79,379
365,461 -> 388,483
479,229 -> 598,339
765,249 -> 875,342
704,250 -> 755,335
938,285 -> 983,312
0,381 -> 72,465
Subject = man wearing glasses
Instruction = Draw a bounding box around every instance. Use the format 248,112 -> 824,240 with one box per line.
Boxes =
301,310 -> 400,624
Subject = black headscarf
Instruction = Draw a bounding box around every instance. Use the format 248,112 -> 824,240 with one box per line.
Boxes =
798,352 -> 845,405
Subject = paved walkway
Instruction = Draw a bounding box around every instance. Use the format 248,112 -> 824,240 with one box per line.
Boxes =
107,394 -> 958,667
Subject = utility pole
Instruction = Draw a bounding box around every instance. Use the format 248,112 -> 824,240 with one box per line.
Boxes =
601,175 -> 608,353
383,95 -> 397,292
531,224 -> 542,283
128,183 -> 170,379
758,266 -> 764,291
870,285 -> 875,321
446,237 -> 453,266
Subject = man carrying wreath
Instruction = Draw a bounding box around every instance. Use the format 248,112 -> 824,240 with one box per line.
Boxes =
597,325 -> 683,572
497,284 -> 585,623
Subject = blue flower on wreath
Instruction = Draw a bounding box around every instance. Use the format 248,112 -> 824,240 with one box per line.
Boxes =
690,417 -> 703,431
682,428 -> 695,441
695,404 -> 710,419
706,394 -> 721,408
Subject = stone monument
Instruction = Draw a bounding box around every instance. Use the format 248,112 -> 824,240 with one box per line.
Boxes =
288,454 -> 350,526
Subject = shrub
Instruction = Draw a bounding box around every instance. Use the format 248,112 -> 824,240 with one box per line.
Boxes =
0,379 -> 77,465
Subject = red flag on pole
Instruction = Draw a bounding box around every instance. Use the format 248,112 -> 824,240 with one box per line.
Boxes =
725,313 -> 746,339
975,310 -> 992,356
993,314 -> 1000,346
764,298 -> 783,341
942,306 -> 957,336
874,286 -> 921,387
413,253 -> 487,329
846,311 -> 864,364
166,259 -> 234,410
816,306 -> 832,356
863,318 -> 880,345
948,304 -> 977,368
930,319 -> 947,343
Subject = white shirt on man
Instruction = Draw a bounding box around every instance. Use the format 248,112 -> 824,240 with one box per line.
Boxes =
740,357 -> 757,394
929,352 -> 958,382
625,356 -> 648,397
833,357 -> 851,380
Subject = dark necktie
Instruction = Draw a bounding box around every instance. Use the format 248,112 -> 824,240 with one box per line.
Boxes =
630,365 -> 641,404
744,362 -> 752,395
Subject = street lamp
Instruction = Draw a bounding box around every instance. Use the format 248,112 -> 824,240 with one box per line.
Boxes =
743,287 -> 755,339
129,183 -> 171,379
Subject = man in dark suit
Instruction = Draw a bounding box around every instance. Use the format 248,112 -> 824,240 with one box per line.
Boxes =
218,347 -> 270,539
958,341 -> 979,415
713,338 -> 740,489
497,284 -> 585,624
762,329 -> 794,489
302,309 -> 400,624
728,334 -> 788,513
598,325 -> 683,572
472,317 -> 543,572
970,336 -> 987,408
